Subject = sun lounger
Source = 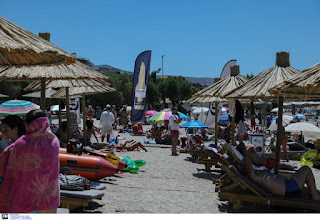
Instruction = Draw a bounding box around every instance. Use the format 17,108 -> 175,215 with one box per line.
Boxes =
220,142 -> 295,178
60,185 -> 105,210
216,164 -> 320,212
57,208 -> 70,214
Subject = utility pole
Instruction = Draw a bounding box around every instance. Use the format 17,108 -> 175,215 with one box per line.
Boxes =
162,55 -> 165,77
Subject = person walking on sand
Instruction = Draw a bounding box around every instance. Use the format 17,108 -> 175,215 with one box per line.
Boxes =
169,106 -> 181,156
100,104 -> 115,143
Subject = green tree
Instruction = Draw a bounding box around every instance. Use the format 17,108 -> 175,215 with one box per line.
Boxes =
246,73 -> 255,79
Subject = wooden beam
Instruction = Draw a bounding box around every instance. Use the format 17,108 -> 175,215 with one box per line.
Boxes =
215,102 -> 219,147
274,96 -> 283,175
82,95 -> 86,145
40,78 -> 46,110
66,87 -> 70,140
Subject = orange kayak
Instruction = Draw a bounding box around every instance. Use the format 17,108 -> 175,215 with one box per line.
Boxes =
59,151 -> 118,181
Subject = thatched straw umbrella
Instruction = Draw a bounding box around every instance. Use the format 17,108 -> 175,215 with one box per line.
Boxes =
223,52 -> 301,174
186,65 -> 248,146
25,79 -> 114,139
0,17 -> 76,67
269,62 -> 320,97
51,85 -> 116,144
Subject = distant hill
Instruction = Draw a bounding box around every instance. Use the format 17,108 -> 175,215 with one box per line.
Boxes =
183,76 -> 214,86
92,64 -> 131,74
77,57 -> 214,85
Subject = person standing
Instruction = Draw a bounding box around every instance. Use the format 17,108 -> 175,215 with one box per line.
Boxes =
169,106 -> 181,156
120,105 -> 128,129
111,105 -> 118,130
0,109 -> 60,213
87,105 -> 95,120
100,104 -> 115,143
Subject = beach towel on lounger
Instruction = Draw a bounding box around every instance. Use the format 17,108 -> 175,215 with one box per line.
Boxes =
0,117 -> 60,213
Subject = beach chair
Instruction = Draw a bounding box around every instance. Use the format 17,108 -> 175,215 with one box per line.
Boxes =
216,164 -> 320,212
188,135 -> 205,159
220,142 -> 295,178
59,181 -> 105,211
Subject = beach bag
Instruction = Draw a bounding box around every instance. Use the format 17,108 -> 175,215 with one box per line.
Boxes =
59,174 -> 90,191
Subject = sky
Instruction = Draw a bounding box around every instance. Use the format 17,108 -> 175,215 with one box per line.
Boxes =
1,0 -> 320,78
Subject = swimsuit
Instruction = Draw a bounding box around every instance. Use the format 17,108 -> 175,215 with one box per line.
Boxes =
285,178 -> 301,197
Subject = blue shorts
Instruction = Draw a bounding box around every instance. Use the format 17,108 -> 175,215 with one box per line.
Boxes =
285,178 -> 300,197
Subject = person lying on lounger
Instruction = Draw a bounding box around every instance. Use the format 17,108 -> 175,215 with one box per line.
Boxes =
101,135 -> 147,152
236,142 -> 296,170
242,157 -> 320,200
114,140 -> 148,152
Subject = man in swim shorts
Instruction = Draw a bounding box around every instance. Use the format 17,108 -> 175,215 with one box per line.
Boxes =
242,157 -> 320,199
169,107 -> 181,156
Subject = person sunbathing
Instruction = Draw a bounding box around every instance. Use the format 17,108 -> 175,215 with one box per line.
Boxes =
114,140 -> 148,152
242,157 -> 320,200
236,142 -> 296,170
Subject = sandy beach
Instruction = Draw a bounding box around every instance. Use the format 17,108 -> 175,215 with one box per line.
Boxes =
56,120 -> 320,214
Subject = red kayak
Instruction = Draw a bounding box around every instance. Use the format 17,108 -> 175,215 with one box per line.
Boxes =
59,151 -> 118,181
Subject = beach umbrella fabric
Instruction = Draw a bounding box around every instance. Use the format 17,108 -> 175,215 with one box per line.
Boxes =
294,114 -> 306,119
145,110 -> 158,116
271,108 -> 278,113
285,122 -> 320,133
181,121 -> 208,128
148,108 -> 190,124
198,109 -> 206,124
219,114 -> 230,122
0,100 -> 39,115
268,115 -> 294,131
221,107 -> 228,113
192,107 -> 209,114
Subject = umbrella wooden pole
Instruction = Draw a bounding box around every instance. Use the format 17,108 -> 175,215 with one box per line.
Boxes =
215,102 -> 218,146
66,87 -> 70,140
231,116 -> 235,146
40,78 -> 46,110
274,96 -> 283,175
58,99 -> 62,126
82,95 -> 87,146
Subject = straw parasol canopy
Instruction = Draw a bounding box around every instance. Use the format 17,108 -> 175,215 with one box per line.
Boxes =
0,60 -> 109,80
269,62 -> 320,97
24,79 -> 110,91
223,52 -> 301,99
186,65 -> 248,104
0,16 -> 76,67
22,88 -> 57,98
51,84 -> 116,98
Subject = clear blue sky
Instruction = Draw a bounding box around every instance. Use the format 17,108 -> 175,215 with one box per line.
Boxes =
1,0 -> 319,78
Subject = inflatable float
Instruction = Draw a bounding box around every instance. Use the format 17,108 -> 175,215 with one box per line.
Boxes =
59,148 -> 126,170
120,157 -> 146,173
300,149 -> 319,166
59,150 -> 118,181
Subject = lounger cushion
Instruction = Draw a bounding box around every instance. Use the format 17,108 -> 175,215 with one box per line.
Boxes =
60,189 -> 104,200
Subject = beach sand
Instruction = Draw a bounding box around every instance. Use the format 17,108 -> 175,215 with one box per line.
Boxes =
53,118 -> 320,213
